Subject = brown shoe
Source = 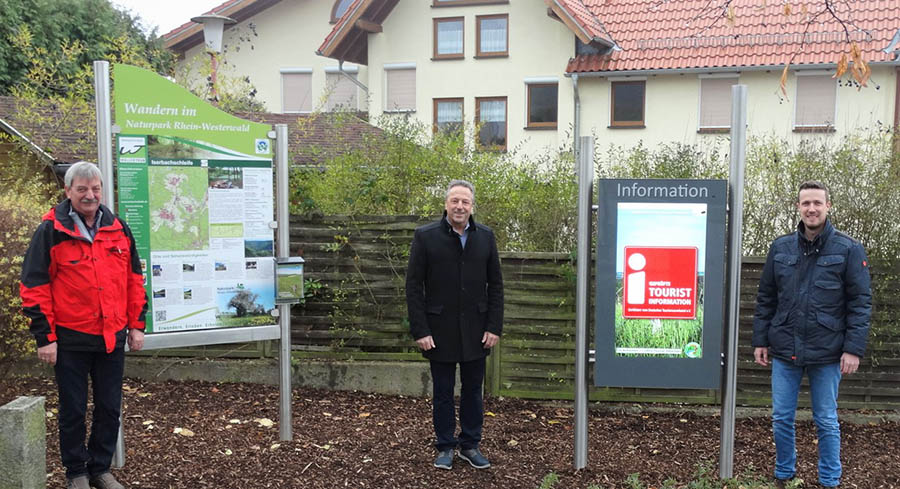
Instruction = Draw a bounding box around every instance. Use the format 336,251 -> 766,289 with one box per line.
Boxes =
89,472 -> 125,489
67,475 -> 90,489
774,479 -> 791,489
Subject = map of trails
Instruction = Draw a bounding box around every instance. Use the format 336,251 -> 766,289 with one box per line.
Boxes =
149,167 -> 209,251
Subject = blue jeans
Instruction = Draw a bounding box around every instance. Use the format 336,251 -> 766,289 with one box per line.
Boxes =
771,358 -> 842,487
430,357 -> 485,452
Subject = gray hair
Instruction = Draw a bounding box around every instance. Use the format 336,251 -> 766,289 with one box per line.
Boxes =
64,161 -> 102,188
445,179 -> 475,203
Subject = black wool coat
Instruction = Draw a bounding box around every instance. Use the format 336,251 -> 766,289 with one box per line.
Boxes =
406,213 -> 504,363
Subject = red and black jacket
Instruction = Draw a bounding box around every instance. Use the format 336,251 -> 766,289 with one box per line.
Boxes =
20,200 -> 147,353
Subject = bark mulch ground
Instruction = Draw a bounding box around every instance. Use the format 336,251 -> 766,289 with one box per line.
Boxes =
1,376 -> 897,489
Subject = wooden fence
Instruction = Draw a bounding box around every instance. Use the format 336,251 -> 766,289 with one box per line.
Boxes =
289,215 -> 900,409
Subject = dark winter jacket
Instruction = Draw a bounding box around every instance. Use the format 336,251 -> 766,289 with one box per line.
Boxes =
752,219 -> 871,365
20,200 -> 147,353
406,213 -> 503,363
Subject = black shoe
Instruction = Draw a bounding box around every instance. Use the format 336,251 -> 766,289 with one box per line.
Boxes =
774,479 -> 792,489
433,449 -> 454,470
458,448 -> 490,469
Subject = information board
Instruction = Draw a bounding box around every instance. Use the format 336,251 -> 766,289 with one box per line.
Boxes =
114,64 -> 275,334
594,179 -> 727,388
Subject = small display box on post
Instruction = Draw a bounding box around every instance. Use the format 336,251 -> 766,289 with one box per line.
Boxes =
275,257 -> 305,304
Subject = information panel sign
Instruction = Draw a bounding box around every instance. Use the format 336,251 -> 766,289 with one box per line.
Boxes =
114,64 -> 275,334
594,179 -> 726,388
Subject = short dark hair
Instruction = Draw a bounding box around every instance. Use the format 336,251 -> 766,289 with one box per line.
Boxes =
798,180 -> 829,202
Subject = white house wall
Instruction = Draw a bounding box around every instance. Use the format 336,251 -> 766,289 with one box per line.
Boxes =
366,0 -> 577,155
577,66 -> 897,154
176,0 -> 368,114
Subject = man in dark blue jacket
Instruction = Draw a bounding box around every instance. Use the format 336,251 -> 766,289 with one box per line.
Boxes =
752,181 -> 871,489
406,179 -> 503,471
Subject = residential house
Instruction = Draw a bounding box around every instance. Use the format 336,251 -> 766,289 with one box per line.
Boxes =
320,0 -> 900,154
165,1 -> 900,156
165,0 -> 368,115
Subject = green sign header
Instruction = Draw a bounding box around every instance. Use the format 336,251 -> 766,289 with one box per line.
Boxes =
113,64 -> 272,158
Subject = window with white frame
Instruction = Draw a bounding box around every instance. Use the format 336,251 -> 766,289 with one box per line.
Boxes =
434,17 -> 464,59
433,98 -> 463,134
795,73 -> 836,130
476,14 -> 508,57
324,71 -> 359,111
281,70 -> 312,113
384,65 -> 416,112
476,96 -> 507,149
698,75 -> 738,130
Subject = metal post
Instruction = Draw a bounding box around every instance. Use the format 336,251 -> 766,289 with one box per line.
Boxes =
94,60 -> 126,469
719,84 -> 747,479
93,61 -> 115,212
274,124 -> 293,441
574,135 -> 594,470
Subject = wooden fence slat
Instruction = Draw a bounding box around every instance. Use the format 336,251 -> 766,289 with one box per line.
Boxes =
288,215 -> 900,408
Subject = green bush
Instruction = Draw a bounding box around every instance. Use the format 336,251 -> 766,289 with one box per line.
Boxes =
0,189 -> 54,376
292,115 -> 577,252
743,131 -> 900,261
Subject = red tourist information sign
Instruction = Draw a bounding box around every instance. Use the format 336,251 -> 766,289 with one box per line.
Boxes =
623,246 -> 698,320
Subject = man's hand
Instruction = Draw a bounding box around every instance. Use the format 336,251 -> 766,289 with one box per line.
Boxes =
840,352 -> 860,375
482,332 -> 499,349
753,347 -> 769,367
416,335 -> 435,351
37,343 -> 57,366
128,329 -> 145,351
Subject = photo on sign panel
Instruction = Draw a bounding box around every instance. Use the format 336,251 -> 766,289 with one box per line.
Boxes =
615,202 -> 707,359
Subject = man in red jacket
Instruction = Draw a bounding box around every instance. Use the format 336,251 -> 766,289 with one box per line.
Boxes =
20,162 -> 147,489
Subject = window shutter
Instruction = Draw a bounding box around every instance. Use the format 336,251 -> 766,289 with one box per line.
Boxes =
282,73 -> 311,113
699,78 -> 736,128
795,75 -> 836,127
325,73 -> 358,111
386,68 -> 416,111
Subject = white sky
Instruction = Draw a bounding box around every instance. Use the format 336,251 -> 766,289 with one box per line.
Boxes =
112,0 -> 225,36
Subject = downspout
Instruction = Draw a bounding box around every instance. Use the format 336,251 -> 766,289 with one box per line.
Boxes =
572,73 -> 581,162
894,67 -> 900,154
339,59 -> 368,94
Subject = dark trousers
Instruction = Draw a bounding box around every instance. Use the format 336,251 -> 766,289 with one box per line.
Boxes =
430,357 -> 485,452
54,348 -> 125,478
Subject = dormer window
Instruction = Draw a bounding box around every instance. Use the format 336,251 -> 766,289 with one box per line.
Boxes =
331,0 -> 354,23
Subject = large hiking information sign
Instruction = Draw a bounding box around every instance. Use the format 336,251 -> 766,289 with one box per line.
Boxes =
114,64 -> 275,334
594,179 -> 726,389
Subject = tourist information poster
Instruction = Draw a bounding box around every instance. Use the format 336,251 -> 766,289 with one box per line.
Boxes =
594,179 -> 726,389
114,64 -> 275,333
616,203 -> 706,358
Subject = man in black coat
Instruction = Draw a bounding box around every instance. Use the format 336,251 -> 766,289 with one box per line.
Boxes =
406,179 -> 503,470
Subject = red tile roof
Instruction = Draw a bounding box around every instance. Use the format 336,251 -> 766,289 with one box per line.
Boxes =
238,111 -> 384,166
0,96 -> 381,166
0,96 -> 96,164
545,0 -> 614,46
562,0 -> 900,73
163,0 -> 282,54
318,0 -> 400,65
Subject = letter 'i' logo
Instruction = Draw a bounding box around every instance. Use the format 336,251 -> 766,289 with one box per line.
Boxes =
626,253 -> 646,304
